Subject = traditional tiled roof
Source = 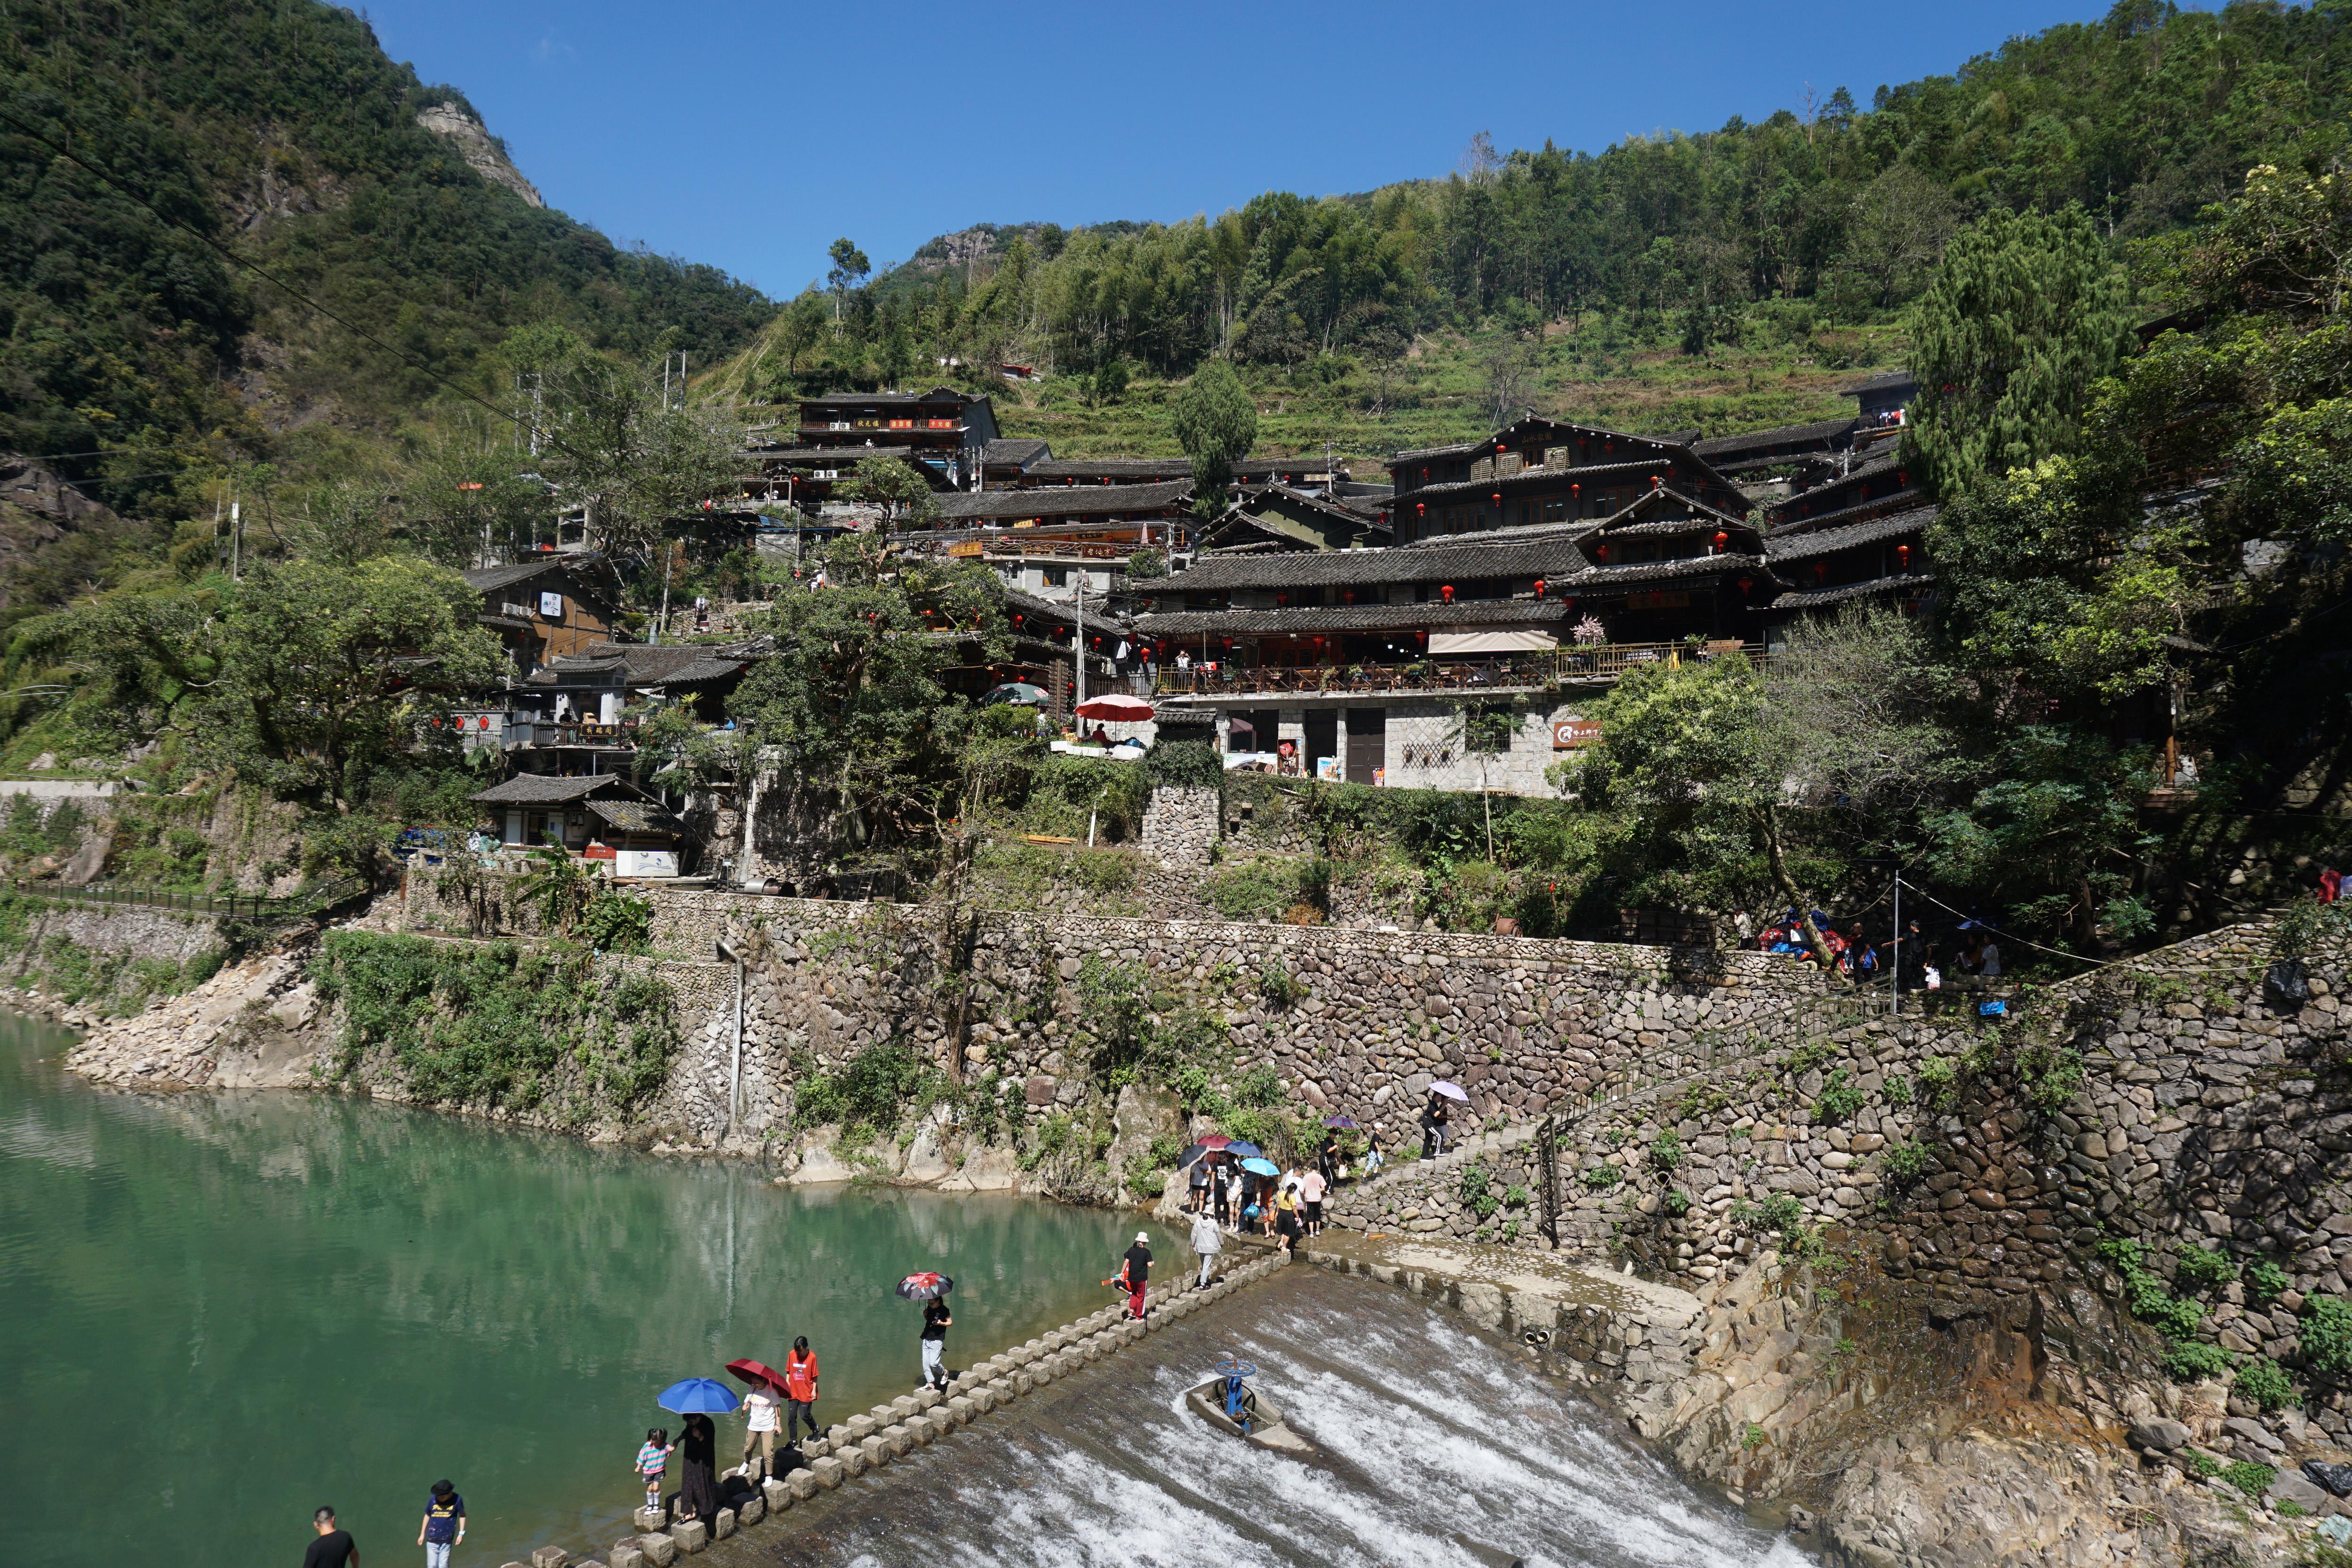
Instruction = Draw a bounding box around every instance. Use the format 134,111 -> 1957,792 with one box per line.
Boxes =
1837,369 -> 1916,396
1765,573 -> 1936,611
1764,508 -> 1936,563
1390,415 -> 1692,467
1402,457 -> 1682,504
982,437 -> 1051,469
461,554 -> 611,595
1563,552 -> 1775,591
586,799 -> 683,833
802,386 -> 979,406
1769,484 -> 1927,537
530,640 -> 768,686
1692,416 -> 1858,461
1133,598 -> 1569,637
1591,485 -> 1757,534
937,479 -> 1191,521
1001,588 -> 1135,636
472,773 -> 649,806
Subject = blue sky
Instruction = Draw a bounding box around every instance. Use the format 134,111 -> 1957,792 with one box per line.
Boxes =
366,0 -> 2122,303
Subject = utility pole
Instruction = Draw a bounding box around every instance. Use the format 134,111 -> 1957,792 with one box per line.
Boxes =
1073,572 -> 1087,716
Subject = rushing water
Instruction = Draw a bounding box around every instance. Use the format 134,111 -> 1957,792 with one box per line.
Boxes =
0,1011 -> 1180,1568
735,1266 -> 1809,1568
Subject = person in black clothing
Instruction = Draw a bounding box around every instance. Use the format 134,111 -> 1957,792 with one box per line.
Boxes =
1120,1232 -> 1152,1320
1317,1129 -> 1339,1187
921,1294 -> 953,1391
305,1507 -> 358,1568
1421,1091 -> 1450,1158
677,1413 -> 721,1529
1210,1155 -> 1232,1226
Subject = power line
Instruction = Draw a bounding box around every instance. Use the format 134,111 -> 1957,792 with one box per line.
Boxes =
0,101 -> 577,461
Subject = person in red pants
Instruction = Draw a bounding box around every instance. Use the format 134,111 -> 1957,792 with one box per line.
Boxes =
1120,1232 -> 1152,1319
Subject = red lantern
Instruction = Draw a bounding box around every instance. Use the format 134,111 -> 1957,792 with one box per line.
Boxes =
1275,592 -> 1289,606
1813,562 -> 1828,583
1415,503 -> 1425,517
1342,588 -> 1356,605
1737,576 -> 1754,596
1897,470 -> 1908,486
1712,530 -> 1728,552
1562,596 -> 1578,611
1896,543 -> 1912,569
1440,584 -> 1455,603
1652,474 -> 1662,488
1596,542 -> 1610,561
1534,577 -> 1547,598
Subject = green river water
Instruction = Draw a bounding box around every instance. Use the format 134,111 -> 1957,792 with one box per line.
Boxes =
0,1010 -> 1179,1568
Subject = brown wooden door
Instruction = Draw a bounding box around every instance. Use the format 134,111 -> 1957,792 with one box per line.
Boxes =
1345,708 -> 1385,784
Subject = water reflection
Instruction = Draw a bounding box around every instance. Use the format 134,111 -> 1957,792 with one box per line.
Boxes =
0,1013 -> 1176,1568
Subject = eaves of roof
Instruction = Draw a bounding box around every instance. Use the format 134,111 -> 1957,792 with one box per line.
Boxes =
1562,552 -> 1776,590
936,479 -> 1191,520
1769,485 -> 1928,536
1764,573 -> 1936,611
1764,507 -> 1936,563
1692,416 -> 1858,459
1133,598 -> 1569,637
1401,458 -> 1684,504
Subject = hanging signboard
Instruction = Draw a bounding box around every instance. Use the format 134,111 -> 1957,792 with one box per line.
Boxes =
1552,719 -> 1603,750
538,590 -> 564,618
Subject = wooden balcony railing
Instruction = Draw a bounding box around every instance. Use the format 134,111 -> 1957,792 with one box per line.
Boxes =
1150,643 -> 1765,698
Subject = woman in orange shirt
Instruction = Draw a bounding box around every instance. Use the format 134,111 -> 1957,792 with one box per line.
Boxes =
783,1336 -> 821,1445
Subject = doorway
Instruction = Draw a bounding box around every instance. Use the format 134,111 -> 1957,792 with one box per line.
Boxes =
1303,710 -> 1338,779
1345,709 -> 1386,784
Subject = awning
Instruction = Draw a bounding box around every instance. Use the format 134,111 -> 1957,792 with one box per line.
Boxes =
1428,625 -> 1559,654
586,800 -> 683,835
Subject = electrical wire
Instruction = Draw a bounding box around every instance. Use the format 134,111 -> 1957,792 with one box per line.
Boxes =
0,102 -> 569,458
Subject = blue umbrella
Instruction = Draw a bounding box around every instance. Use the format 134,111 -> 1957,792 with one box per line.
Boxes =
1224,1141 -> 1263,1158
1240,1157 -> 1280,1176
657,1377 -> 739,1414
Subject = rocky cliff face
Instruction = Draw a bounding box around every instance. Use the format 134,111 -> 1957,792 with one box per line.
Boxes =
414,103 -> 542,207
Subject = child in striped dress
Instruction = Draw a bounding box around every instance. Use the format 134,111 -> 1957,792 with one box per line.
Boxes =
635,1427 -> 673,1513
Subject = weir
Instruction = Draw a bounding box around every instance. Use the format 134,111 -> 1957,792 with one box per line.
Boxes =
696,1255 -> 1802,1568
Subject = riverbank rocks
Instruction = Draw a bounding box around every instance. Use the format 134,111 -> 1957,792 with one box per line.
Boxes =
631,1535 -> 675,1568
665,1518 -> 707,1554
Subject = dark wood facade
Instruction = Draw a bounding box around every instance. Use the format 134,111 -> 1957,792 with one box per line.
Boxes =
1386,417 -> 1748,544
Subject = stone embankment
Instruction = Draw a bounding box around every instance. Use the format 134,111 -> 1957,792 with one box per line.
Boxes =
536,1250 -> 1292,1568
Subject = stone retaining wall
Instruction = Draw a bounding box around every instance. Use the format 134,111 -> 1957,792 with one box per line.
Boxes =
1320,919 -> 2352,1451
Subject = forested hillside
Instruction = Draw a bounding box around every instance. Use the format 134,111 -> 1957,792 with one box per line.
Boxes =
0,0 -> 772,560
743,0 -> 2352,455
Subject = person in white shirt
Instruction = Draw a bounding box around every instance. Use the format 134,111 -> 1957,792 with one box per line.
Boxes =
1979,940 -> 2001,978
1188,1208 -> 1223,1288
737,1376 -> 783,1479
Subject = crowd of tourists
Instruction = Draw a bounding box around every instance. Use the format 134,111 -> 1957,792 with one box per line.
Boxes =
1732,907 -> 2005,987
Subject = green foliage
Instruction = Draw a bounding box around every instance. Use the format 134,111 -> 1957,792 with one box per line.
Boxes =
2163,1339 -> 2233,1383
2235,1357 -> 2295,1411
1650,1127 -> 1685,1171
1882,1073 -> 1912,1106
2174,1245 -> 2236,1294
1661,1189 -> 1691,1218
2016,1040 -> 2086,1113
310,931 -> 679,1120
791,1038 -> 942,1139
1906,206 -> 2134,496
1257,961 -> 1308,1011
837,456 -> 942,529
1916,1056 -> 1959,1108
1232,1064 -> 1283,1108
1881,1139 -> 1936,1187
1201,861 -> 1300,921
1814,1069 -> 1865,1123
1580,1164 -> 1622,1192
2219,1460 -> 2277,1500
513,840 -> 601,935
2243,1257 -> 2291,1304
1504,1183 -> 1529,1208
574,886 -> 654,954
1461,1162 -> 1499,1219
2096,1237 -> 2210,1346
1143,739 -> 1224,792
2186,1449 -> 2225,1479
1169,359 -> 1258,508
2302,1295 -> 2352,1379
1741,1422 -> 1767,1450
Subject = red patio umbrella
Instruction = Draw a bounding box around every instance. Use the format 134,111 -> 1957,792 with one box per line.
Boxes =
1194,1134 -> 1235,1150
1074,694 -> 1153,722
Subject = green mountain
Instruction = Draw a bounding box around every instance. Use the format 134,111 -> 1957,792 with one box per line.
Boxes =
0,0 -> 773,578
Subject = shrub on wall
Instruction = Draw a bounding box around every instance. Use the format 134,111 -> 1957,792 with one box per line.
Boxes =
311,931 -> 680,1123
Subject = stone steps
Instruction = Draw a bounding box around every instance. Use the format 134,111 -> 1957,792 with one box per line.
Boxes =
588,1250 -> 1294,1568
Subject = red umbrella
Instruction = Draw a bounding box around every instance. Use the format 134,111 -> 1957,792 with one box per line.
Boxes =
725,1358 -> 786,1389
896,1272 -> 954,1301
1074,694 -> 1153,722
1194,1134 -> 1234,1150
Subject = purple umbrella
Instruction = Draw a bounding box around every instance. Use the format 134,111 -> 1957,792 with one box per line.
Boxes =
1428,1081 -> 1470,1102
1323,1116 -> 1358,1129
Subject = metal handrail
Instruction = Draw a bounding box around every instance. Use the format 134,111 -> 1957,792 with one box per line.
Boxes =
6,875 -> 368,922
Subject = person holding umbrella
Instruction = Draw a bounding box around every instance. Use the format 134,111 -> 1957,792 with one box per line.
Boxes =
653,1378 -> 735,1529
898,1274 -> 954,1392
1186,1147 -> 1213,1213
725,1359 -> 787,1480
1424,1080 -> 1470,1157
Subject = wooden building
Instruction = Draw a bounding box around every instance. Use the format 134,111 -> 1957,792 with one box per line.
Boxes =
461,556 -> 624,677
990,455 -> 1349,491
472,772 -> 685,874
1386,417 -> 1747,544
1193,482 -> 1391,554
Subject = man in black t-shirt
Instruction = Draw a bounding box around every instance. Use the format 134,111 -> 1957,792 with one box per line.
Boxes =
1120,1233 -> 1152,1320
304,1506 -> 358,1568
920,1294 -> 952,1391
